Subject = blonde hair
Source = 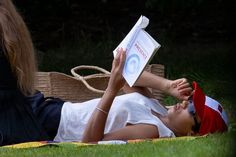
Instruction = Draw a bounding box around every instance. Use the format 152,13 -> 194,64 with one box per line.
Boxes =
0,0 -> 37,95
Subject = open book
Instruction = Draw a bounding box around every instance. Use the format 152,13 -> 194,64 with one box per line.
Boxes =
113,15 -> 161,87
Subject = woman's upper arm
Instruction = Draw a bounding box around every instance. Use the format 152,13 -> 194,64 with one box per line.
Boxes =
103,124 -> 159,141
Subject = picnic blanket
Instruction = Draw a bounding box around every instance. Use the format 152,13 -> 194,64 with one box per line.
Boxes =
2,135 -> 207,149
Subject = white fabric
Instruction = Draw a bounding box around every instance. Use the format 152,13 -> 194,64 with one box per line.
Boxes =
205,96 -> 228,125
54,92 -> 175,142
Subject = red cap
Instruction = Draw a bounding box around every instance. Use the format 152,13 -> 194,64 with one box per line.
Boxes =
192,81 -> 228,135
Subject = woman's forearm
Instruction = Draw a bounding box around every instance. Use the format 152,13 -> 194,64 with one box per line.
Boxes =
81,89 -> 117,143
134,71 -> 170,92
134,71 -> 192,100
82,48 -> 126,143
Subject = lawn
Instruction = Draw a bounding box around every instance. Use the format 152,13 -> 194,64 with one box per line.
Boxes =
0,131 -> 235,157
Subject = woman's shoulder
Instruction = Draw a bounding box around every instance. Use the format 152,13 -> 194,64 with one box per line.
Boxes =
120,92 -> 168,115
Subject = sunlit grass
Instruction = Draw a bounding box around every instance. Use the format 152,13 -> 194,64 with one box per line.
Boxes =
0,131 -> 235,157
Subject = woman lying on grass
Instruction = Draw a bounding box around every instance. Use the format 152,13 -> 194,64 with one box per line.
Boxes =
53,48 -> 228,143
54,49 -> 190,142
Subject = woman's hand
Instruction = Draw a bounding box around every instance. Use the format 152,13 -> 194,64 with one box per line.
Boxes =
107,48 -> 126,94
166,78 -> 193,100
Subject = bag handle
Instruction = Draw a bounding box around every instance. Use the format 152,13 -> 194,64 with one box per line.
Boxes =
71,65 -> 110,93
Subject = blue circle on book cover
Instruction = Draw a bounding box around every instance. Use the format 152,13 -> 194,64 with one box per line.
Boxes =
125,54 -> 140,75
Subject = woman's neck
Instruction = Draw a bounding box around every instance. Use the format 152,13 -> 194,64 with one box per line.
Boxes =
151,110 -> 170,129
152,111 -> 180,136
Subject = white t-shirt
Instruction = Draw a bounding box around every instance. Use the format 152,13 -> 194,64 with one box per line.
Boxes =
54,92 -> 175,142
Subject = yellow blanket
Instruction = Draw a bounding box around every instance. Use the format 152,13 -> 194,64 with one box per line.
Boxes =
2,135 -> 206,149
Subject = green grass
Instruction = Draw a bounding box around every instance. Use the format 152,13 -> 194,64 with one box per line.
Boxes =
0,131 -> 235,157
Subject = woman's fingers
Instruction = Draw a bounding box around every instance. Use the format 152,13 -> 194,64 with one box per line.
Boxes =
175,78 -> 192,91
171,78 -> 187,88
177,82 -> 191,90
112,48 -> 121,69
118,48 -> 126,70
112,48 -> 126,71
179,87 -> 192,96
108,47 -> 126,92
170,78 -> 193,100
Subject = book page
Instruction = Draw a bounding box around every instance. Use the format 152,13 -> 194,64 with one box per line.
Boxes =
113,15 -> 149,57
112,15 -> 161,87
123,30 -> 160,86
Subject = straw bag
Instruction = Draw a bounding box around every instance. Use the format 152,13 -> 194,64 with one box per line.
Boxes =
35,66 -> 111,103
35,64 -> 165,103
71,65 -> 111,94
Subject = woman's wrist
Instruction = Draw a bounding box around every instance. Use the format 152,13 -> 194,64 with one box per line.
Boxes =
105,86 -> 119,97
163,80 -> 173,94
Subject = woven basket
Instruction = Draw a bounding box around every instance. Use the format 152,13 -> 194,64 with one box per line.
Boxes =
71,65 -> 111,94
144,64 -> 165,103
35,64 -> 165,103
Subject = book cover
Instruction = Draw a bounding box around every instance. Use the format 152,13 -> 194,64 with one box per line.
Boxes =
113,15 -> 161,86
